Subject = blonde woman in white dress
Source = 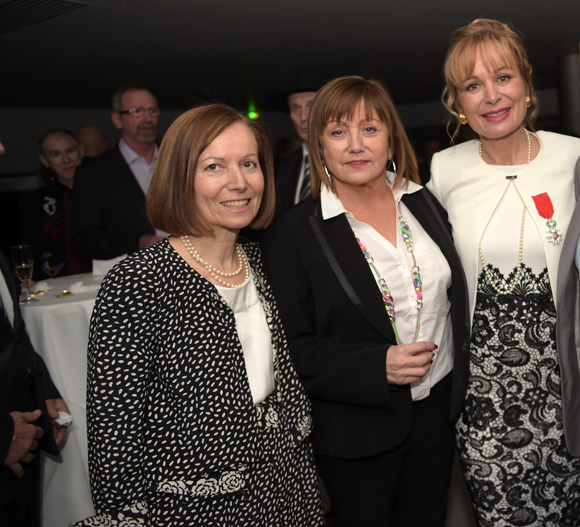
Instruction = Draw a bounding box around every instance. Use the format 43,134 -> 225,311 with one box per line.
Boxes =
428,18 -> 580,527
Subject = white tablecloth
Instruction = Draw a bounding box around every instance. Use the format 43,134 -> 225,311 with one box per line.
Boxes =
21,274 -> 103,527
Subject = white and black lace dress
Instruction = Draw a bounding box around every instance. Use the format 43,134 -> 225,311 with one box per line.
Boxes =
456,182 -> 580,527
71,238 -> 324,527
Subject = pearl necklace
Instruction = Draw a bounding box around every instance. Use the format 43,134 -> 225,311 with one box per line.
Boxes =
478,128 -> 531,295
478,128 -> 531,166
356,203 -> 423,344
181,235 -> 249,288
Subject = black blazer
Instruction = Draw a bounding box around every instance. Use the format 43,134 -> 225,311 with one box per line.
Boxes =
0,250 -> 60,506
70,146 -> 155,260
261,187 -> 470,459
275,147 -> 303,217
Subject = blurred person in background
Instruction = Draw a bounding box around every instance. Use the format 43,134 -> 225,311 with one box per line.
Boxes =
22,129 -> 91,279
76,125 -> 107,158
71,84 -> 166,261
270,68 -> 327,216
0,134 -> 70,527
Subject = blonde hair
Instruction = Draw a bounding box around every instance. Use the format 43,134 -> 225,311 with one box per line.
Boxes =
308,76 -> 419,198
442,18 -> 540,141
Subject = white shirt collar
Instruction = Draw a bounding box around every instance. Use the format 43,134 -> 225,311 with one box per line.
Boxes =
119,137 -> 158,166
320,172 -> 423,220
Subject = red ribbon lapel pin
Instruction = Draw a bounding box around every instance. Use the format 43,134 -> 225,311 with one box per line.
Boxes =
531,193 -> 564,245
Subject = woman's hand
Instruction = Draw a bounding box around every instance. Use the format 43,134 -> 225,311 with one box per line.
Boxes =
386,341 -> 437,385
45,398 -> 70,446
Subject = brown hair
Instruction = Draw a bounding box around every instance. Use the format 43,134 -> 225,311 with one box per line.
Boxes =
308,76 -> 419,198
442,18 -> 540,141
147,104 -> 275,235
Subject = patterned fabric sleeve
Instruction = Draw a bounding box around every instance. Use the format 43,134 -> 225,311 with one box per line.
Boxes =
244,241 -> 314,440
72,257 -> 160,526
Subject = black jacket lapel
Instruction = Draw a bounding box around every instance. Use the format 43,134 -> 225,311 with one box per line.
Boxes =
309,200 -> 396,343
111,146 -> 147,200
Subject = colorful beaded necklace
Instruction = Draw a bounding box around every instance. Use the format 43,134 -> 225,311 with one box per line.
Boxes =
356,203 -> 423,344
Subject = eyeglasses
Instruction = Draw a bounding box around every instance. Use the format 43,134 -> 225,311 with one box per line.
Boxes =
116,107 -> 160,117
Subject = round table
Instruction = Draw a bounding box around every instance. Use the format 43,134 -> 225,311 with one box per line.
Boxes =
21,273 -> 103,527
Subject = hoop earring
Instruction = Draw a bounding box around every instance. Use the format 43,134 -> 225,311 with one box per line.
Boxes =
388,159 -> 397,175
324,164 -> 332,184
459,113 -> 468,125
525,95 -> 531,108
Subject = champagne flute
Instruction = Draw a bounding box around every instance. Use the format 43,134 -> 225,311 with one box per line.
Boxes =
10,244 -> 36,303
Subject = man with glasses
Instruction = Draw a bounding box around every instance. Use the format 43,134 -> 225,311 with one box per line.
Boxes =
71,84 -> 165,261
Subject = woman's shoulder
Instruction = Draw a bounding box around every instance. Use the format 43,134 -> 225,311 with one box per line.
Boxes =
100,238 -> 182,288
432,140 -> 479,165
428,141 -> 479,201
239,237 -> 261,262
536,130 -> 580,150
532,131 -> 580,169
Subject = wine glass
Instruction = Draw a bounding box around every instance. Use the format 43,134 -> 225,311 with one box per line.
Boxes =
10,244 -> 36,303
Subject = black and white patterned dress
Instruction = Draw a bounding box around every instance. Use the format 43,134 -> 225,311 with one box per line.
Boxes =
457,266 -> 580,526
429,132 -> 580,527
71,238 -> 324,527
455,187 -> 580,526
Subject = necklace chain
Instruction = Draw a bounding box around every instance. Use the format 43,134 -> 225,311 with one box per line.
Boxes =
181,235 -> 249,288
477,128 -> 531,295
356,203 -> 422,344
478,206 -> 527,295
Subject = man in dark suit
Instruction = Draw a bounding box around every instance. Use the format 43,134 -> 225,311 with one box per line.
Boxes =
0,138 -> 70,526
271,68 -> 327,216
70,84 -> 165,261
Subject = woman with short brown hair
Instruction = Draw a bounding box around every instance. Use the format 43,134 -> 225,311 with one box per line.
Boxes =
73,103 -> 324,527
147,104 -> 276,234
262,76 -> 470,526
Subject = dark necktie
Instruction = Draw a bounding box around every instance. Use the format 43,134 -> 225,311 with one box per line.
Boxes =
299,154 -> 311,201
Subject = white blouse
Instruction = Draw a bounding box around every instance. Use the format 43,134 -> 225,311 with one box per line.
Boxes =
320,177 -> 453,401
215,271 -> 275,404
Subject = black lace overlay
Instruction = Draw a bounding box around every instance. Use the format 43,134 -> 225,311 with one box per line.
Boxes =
457,265 -> 580,527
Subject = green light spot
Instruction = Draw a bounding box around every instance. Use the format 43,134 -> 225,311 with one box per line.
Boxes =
247,99 -> 258,120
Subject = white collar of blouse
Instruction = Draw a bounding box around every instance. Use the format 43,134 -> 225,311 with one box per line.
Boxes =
320,170 -> 422,221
